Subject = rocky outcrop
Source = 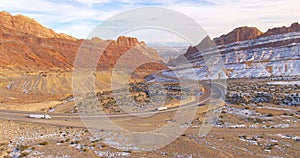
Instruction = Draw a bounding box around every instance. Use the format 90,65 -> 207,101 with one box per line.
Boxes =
115,36 -> 145,48
261,22 -> 300,37
181,27 -> 263,58
187,36 -> 216,56
168,36 -> 218,67
213,27 -> 263,46
0,11 -> 75,40
96,36 -> 164,71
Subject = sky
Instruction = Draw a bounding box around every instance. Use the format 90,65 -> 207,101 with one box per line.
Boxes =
0,0 -> 299,43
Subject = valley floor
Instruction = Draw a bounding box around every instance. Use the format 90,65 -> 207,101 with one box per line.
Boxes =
0,101 -> 299,157
0,76 -> 299,157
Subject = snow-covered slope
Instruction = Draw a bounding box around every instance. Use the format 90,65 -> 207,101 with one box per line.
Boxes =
148,31 -> 300,82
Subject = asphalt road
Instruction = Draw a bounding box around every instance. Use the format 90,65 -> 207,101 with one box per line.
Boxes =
0,82 -> 213,128
0,82 -> 297,136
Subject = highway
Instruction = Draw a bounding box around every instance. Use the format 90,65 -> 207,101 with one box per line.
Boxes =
1,80 -> 296,136
0,82 -> 213,128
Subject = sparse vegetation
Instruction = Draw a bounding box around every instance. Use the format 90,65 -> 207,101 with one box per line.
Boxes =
38,142 -> 48,146
266,113 -> 273,117
20,152 -> 29,157
18,145 -> 29,151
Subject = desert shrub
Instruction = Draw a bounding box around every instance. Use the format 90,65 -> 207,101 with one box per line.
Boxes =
20,152 -> 29,158
39,142 -> 48,146
251,137 -> 257,141
123,150 -> 132,153
18,145 -> 29,151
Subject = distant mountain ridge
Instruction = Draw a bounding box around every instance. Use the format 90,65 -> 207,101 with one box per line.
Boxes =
262,22 -> 300,37
161,22 -> 300,81
214,22 -> 300,46
184,22 -> 300,56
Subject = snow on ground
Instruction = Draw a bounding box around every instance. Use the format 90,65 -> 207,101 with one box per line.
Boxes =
256,106 -> 295,112
148,31 -> 300,82
275,134 -> 300,142
214,106 -> 259,118
267,81 -> 300,85
94,151 -> 130,157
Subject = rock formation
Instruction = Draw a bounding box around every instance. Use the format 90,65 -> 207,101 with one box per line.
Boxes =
183,22 -> 300,57
213,27 -> 263,45
261,22 -> 300,37
0,11 -> 75,40
0,11 -> 164,71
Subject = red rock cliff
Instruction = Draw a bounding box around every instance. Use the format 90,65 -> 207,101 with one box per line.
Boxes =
213,27 -> 263,45
0,11 -> 164,71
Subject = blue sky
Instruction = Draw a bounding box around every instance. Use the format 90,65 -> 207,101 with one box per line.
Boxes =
0,0 -> 299,42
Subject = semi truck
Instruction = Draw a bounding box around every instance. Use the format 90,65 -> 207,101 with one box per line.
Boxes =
29,114 -> 51,119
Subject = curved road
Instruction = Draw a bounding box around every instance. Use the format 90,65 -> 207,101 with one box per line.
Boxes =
0,82 -> 213,128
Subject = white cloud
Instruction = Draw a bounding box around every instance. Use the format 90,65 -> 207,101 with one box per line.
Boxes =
166,0 -> 300,37
0,0 -> 124,37
74,0 -> 113,5
0,0 -> 299,41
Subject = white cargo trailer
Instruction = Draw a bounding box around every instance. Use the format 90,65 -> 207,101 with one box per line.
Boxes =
29,114 -> 51,119
157,107 -> 168,111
